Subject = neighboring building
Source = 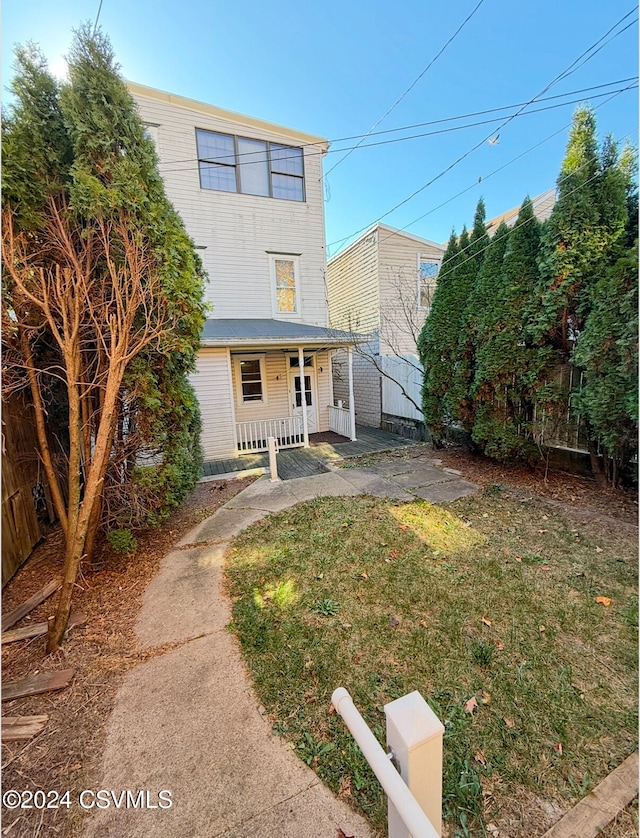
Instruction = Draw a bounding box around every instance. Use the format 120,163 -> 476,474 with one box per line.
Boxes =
327,223 -> 445,434
326,191 -> 556,436
485,188 -> 556,235
130,82 -> 361,460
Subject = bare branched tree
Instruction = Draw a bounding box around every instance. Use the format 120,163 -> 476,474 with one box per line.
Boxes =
3,199 -> 186,651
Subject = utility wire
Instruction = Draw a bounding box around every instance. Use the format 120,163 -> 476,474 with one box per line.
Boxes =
326,9 -> 637,252
323,0 -> 487,179
157,77 -> 637,169
401,128 -> 636,291
157,81 -> 637,174
93,0 -> 104,35
376,85 -> 638,247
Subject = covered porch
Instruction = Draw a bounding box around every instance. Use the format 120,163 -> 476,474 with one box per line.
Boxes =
192,319 -> 366,461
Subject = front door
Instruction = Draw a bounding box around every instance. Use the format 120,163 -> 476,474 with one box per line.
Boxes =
289,369 -> 318,434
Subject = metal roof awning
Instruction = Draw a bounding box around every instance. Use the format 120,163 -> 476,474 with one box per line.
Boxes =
200,318 -> 368,350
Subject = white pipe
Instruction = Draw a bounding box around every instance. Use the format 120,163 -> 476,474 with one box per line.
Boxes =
331,688 -> 439,838
298,346 -> 309,447
347,347 -> 356,440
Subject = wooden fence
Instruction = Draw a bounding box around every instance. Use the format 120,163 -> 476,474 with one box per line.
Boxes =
2,396 -> 54,587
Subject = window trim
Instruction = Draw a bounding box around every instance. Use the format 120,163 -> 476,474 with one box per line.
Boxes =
417,254 -> 439,311
270,254 -> 301,317
233,354 -> 268,407
195,128 -> 305,202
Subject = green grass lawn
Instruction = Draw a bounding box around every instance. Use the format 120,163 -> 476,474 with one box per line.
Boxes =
224,487 -> 638,837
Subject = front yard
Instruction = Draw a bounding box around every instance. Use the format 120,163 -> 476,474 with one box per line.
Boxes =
225,486 -> 638,837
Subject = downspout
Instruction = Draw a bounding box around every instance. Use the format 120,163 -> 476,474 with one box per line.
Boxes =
348,345 -> 357,441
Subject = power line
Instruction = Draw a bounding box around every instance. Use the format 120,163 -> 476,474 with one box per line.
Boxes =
326,9 -> 637,252
377,86 -> 638,246
156,77 -> 637,171
406,129 -> 637,291
328,77 -> 637,144
323,0 -> 487,179
93,0 -> 104,35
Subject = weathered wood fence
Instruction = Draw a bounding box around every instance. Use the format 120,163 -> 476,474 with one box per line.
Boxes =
2,395 -> 54,587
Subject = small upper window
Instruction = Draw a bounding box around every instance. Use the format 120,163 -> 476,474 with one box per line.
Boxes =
270,256 -> 300,316
418,256 -> 439,309
196,129 -> 305,201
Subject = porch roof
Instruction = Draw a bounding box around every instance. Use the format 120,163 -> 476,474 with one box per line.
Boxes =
200,318 -> 366,349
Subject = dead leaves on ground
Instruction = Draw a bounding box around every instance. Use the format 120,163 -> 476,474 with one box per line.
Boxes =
464,696 -> 479,714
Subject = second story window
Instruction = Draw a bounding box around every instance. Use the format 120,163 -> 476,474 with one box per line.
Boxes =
270,255 -> 300,316
418,256 -> 439,310
196,129 -> 305,201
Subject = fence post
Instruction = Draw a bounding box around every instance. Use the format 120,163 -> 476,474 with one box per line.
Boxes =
267,436 -> 279,483
385,691 -> 444,838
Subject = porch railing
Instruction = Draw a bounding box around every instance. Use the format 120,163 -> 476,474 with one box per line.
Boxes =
328,402 -> 351,438
236,417 -> 304,454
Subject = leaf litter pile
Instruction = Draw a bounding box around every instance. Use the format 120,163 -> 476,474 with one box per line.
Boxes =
225,462 -> 638,838
1,477 -> 255,838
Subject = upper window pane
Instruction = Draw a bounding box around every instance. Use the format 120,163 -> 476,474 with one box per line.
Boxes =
270,144 -> 303,176
196,130 -> 235,164
419,259 -> 439,280
237,137 -> 269,197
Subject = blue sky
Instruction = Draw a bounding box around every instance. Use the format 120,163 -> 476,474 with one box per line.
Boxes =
2,1 -> 637,254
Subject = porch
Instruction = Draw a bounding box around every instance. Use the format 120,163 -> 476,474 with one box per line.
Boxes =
201,426 -> 418,481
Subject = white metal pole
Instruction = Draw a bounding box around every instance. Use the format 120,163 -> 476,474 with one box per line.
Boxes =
385,691 -> 444,838
332,688 -> 439,838
298,345 -> 309,448
347,346 -> 356,441
267,436 -> 279,482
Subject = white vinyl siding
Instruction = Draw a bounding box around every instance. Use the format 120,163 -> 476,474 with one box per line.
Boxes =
230,351 -> 332,432
326,231 -> 380,335
378,227 -> 444,357
129,85 -> 328,325
189,349 -> 236,460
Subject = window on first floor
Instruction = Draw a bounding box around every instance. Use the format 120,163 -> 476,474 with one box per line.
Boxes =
418,255 -> 439,310
234,355 -> 267,405
196,129 -> 305,201
270,255 -> 300,316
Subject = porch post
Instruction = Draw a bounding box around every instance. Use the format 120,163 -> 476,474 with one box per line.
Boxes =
348,345 -> 357,441
298,345 -> 310,448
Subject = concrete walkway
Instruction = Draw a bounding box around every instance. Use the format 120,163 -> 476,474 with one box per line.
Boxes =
83,461 -> 477,838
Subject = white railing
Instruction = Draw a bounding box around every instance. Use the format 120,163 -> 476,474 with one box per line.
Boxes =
332,688 -> 443,838
328,403 -> 351,438
236,417 -> 304,454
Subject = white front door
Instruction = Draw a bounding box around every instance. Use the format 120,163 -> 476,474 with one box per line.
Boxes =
289,369 -> 318,434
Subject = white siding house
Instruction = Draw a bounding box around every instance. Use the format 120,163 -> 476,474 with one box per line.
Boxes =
327,223 -> 445,433
130,82 -> 360,460
327,192 -> 556,436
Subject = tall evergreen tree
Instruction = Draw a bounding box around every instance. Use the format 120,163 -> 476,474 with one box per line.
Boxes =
528,107 -> 634,482
60,28 -> 207,531
528,108 -> 610,356
447,197 -> 488,432
2,28 -> 206,648
471,199 -> 543,459
418,230 -> 462,445
572,243 -> 638,486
